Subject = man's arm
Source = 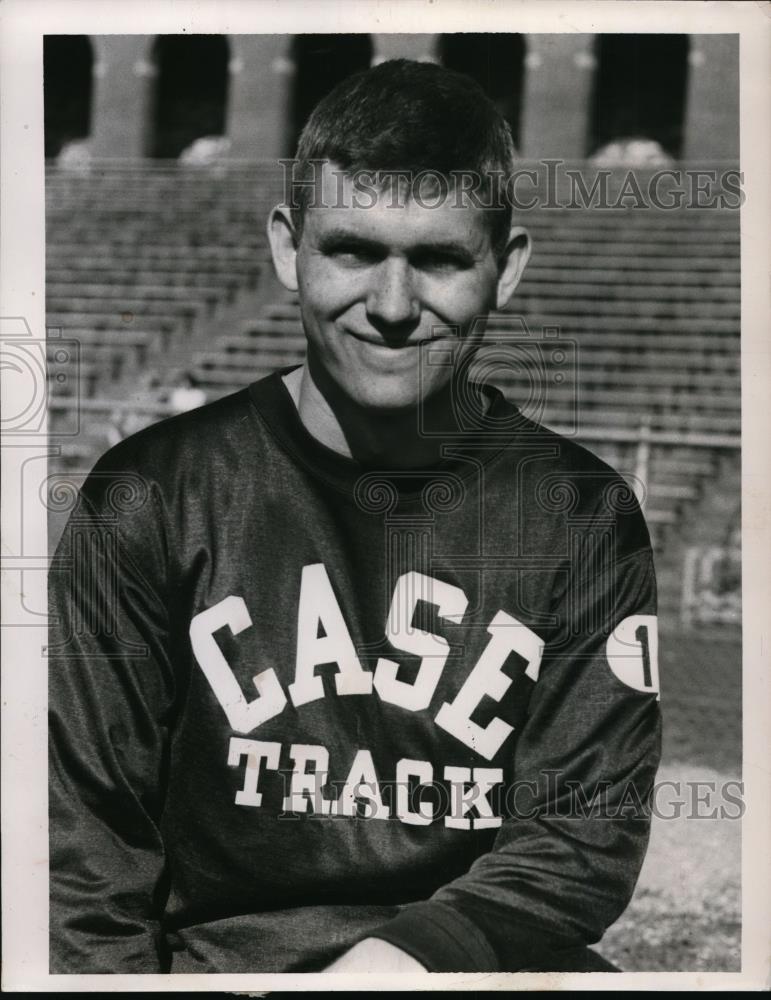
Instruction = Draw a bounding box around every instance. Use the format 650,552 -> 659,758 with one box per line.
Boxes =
352,525 -> 661,972
48,469 -> 175,973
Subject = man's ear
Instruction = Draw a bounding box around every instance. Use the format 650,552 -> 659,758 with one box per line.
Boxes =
267,204 -> 299,292
495,226 -> 531,310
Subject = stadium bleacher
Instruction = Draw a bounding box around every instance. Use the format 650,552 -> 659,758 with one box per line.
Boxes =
46,159 -> 741,619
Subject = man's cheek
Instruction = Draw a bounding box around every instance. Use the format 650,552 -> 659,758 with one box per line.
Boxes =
299,288 -> 339,328
308,273 -> 362,316
424,282 -> 487,327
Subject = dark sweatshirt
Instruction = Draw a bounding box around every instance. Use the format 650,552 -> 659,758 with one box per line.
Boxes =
48,368 -> 661,974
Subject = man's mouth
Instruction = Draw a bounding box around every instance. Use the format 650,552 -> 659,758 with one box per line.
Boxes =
346,330 -> 453,348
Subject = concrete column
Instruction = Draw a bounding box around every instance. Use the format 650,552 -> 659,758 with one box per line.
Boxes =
226,35 -> 294,160
372,34 -> 440,63
519,34 -> 596,159
682,35 -> 739,161
90,36 -> 156,158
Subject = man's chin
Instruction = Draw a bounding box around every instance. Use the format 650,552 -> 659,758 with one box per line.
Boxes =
349,375 -> 449,414
307,352 -> 452,415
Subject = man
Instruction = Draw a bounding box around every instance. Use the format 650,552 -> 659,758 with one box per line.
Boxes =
48,59 -> 661,975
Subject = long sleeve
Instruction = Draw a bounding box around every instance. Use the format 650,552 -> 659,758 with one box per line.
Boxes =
368,515 -> 661,971
48,466 -> 176,973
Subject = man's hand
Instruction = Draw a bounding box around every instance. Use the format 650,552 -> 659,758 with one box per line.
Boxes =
323,937 -> 427,973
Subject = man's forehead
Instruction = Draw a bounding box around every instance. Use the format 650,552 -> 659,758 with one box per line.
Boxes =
305,164 -> 493,247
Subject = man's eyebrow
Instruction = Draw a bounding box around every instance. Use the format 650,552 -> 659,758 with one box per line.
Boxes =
410,240 -> 476,262
317,229 -> 386,251
317,228 -> 476,262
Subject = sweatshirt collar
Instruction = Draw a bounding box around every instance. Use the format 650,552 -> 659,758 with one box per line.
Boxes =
248,365 -> 522,498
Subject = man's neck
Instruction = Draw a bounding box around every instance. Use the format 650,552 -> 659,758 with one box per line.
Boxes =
282,364 -> 467,469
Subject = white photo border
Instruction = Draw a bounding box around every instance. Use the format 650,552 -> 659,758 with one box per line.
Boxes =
1,0 -> 769,991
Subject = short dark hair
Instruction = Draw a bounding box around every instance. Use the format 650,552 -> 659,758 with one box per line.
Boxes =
288,58 -> 517,255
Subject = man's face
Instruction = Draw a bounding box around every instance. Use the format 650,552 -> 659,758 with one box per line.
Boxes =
288,164 -> 513,411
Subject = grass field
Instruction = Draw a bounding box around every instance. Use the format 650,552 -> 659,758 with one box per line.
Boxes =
596,627 -> 742,971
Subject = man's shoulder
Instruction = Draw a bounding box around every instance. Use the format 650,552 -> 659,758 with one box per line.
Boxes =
532,423 -> 632,497
64,380 -> 293,547
72,385 -> 273,524
534,425 -> 648,539
484,404 -> 651,552
492,405 -> 631,491
481,385 -> 623,480
90,385 -> 257,480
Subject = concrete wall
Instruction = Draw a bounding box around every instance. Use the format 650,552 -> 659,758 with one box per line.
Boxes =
226,36 -> 294,160
90,36 -> 156,158
63,32 -> 739,161
682,35 -> 739,160
519,34 -> 596,159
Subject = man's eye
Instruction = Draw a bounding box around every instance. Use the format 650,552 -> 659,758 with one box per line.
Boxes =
329,247 -> 379,265
415,254 -> 468,271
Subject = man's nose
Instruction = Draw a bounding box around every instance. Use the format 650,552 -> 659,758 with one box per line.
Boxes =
365,258 -> 420,329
